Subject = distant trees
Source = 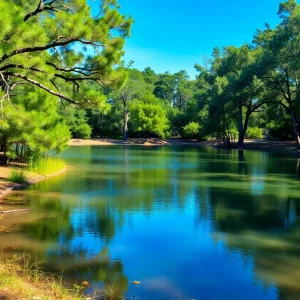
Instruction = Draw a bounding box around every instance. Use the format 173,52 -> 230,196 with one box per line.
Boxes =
130,95 -> 169,140
193,0 -> 300,149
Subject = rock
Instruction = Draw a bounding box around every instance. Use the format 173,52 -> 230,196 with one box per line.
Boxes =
81,281 -> 89,287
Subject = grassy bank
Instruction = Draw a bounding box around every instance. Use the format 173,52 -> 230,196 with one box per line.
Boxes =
0,255 -> 87,299
0,156 -> 66,202
0,254 -> 127,300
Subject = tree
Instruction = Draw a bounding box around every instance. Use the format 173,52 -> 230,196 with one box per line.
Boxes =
142,67 -> 158,85
183,122 -> 201,139
61,106 -> 92,138
129,94 -> 169,140
0,0 -> 132,107
253,0 -> 300,149
109,68 -> 153,140
0,86 -> 70,163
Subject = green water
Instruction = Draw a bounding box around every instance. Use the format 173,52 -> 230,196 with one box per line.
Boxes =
1,146 -> 300,300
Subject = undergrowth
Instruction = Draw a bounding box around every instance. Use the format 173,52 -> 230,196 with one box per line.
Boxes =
0,254 -> 126,299
8,169 -> 27,183
29,156 -> 66,175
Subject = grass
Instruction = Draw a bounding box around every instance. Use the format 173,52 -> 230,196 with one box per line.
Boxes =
103,284 -> 124,300
8,169 -> 27,183
0,254 -> 87,299
0,253 -> 128,300
29,156 -> 66,175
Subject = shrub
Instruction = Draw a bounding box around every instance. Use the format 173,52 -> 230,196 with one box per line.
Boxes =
266,120 -> 293,140
73,123 -> 92,139
245,127 -> 263,139
8,169 -> 27,183
183,122 -> 200,139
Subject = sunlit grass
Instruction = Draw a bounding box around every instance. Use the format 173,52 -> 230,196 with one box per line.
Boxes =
0,254 -> 86,299
0,253 -> 130,300
29,156 -> 66,175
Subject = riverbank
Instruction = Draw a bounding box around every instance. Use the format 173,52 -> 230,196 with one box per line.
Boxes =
0,255 -> 90,299
0,166 -> 66,205
69,137 -> 219,146
69,138 -> 298,154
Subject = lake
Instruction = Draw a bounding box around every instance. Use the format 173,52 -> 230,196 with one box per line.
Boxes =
1,146 -> 300,300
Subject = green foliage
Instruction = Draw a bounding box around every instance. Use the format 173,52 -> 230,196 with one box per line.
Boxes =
72,124 -> 92,139
29,156 -> 66,175
8,169 -> 27,183
0,86 -> 70,162
245,127 -> 263,139
129,95 -> 169,139
183,122 -> 201,139
0,0 -> 132,107
266,120 -> 294,140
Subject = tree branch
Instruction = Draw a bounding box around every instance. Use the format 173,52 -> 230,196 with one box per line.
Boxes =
0,38 -> 97,64
4,72 -> 78,104
0,64 -> 46,73
24,0 -> 58,21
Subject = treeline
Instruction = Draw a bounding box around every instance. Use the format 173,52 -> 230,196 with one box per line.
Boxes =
0,0 -> 299,164
68,0 -> 300,149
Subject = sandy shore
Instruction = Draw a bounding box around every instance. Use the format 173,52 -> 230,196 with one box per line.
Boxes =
69,138 -> 213,146
69,138 -> 298,153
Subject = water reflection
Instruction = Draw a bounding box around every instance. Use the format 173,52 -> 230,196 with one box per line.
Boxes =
0,146 -> 300,299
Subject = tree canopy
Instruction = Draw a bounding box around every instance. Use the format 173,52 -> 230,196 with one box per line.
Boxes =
0,0 -> 132,106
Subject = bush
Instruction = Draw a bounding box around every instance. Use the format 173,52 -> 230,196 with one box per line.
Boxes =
183,122 -> 200,139
73,123 -> 92,139
266,120 -> 293,140
8,169 -> 27,183
245,127 -> 263,139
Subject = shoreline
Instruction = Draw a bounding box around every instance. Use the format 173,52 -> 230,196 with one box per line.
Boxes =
0,167 -> 67,204
0,138 -> 298,204
69,138 -> 298,154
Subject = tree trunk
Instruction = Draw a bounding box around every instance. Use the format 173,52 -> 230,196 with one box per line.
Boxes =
237,102 -> 244,145
290,108 -> 300,150
238,102 -> 252,145
2,140 -> 8,165
123,112 -> 129,141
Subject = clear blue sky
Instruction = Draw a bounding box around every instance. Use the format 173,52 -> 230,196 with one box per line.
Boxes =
101,0 -> 284,78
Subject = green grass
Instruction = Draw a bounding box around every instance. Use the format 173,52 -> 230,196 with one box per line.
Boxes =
102,284 -> 124,300
8,169 -> 27,183
0,254 -> 87,299
29,156 -> 66,175
0,253 -> 129,299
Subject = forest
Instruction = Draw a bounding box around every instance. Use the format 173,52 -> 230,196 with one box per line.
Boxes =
0,0 -> 300,165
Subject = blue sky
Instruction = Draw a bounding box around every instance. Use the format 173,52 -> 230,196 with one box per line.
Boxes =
102,0 -> 283,78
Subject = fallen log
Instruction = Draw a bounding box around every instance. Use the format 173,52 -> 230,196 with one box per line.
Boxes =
0,209 -> 31,214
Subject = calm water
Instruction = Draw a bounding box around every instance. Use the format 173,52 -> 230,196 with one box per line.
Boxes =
1,146 -> 300,300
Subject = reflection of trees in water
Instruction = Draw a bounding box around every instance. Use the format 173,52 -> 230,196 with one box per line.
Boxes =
10,147 -> 300,299
47,247 -> 128,294
17,147 -> 200,293
193,149 -> 300,300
